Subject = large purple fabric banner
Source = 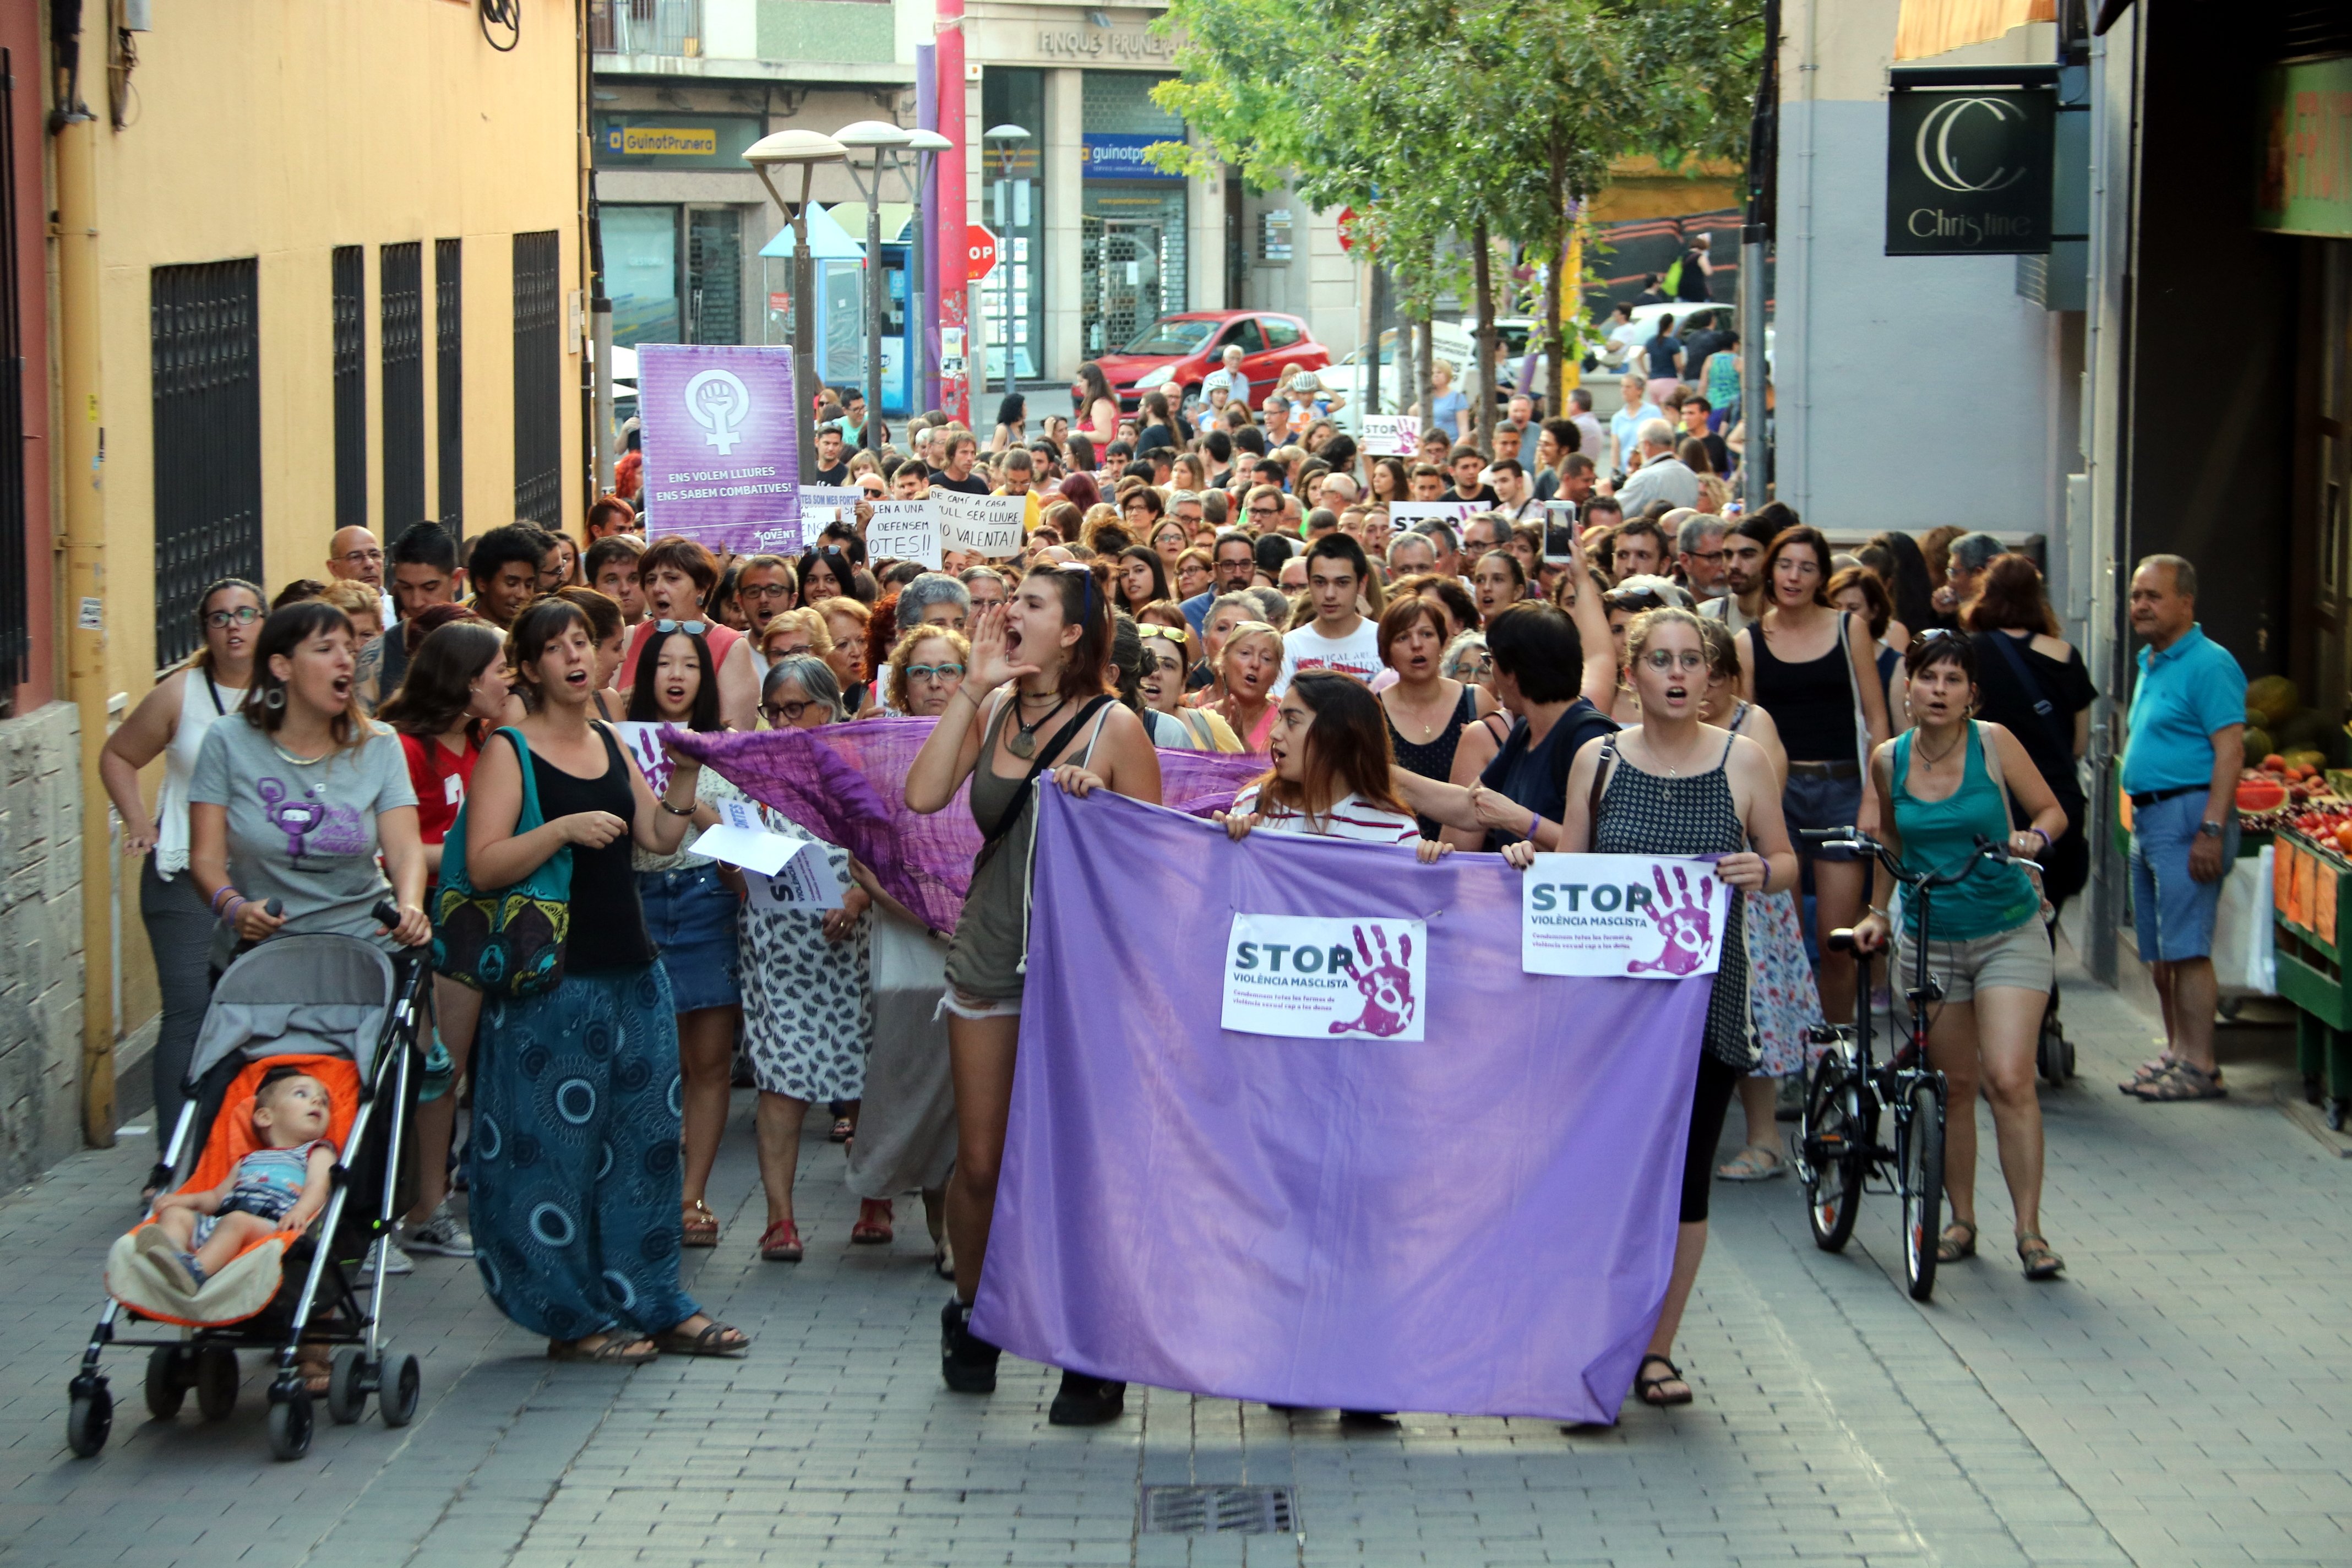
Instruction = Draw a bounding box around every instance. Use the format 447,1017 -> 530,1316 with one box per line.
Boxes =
972,788 -> 1713,1425
638,344 -> 802,556
667,719 -> 1264,934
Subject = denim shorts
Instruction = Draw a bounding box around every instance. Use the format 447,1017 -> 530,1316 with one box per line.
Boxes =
638,863 -> 743,1012
1782,766 -> 1865,862
1892,917 -> 2053,1006
2128,791 -> 2236,964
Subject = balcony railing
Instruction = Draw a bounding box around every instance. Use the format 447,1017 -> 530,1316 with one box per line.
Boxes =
590,0 -> 703,57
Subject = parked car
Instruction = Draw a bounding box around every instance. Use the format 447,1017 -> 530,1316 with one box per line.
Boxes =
1088,311 -> 1330,413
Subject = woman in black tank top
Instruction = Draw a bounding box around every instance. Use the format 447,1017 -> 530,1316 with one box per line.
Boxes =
456,598 -> 749,1366
1733,525 -> 1890,1030
1375,598 -> 1494,836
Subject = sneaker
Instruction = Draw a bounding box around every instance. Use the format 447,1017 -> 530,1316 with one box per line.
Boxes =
940,1296 -> 1000,1394
402,1202 -> 475,1259
361,1237 -> 416,1277
1048,1370 -> 1127,1427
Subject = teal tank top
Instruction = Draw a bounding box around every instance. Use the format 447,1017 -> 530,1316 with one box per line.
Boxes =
1890,723 -> 2040,940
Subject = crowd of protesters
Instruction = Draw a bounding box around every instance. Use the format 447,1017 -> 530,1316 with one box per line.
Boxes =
105,345 -> 2248,1425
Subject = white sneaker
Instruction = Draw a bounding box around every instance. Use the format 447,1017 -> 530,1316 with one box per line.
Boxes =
401,1202 -> 475,1259
362,1237 -> 416,1277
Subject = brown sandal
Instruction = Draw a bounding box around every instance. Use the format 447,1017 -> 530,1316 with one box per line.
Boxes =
549,1333 -> 658,1364
2128,1059 -> 2226,1102
682,1199 -> 719,1248
655,1319 -> 750,1357
2017,1233 -> 2065,1281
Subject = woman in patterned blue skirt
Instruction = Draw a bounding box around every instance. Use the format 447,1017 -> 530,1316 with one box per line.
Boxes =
458,598 -> 749,1364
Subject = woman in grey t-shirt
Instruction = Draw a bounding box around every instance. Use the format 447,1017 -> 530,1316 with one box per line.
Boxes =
190,600 -> 429,966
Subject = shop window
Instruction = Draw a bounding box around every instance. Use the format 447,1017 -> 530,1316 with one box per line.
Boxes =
983,67 -> 1046,378
333,245 -> 366,533
513,231 -> 563,529
151,260 -> 262,669
381,242 -> 425,536
607,205 -> 681,346
687,208 -> 741,345
437,239 -> 463,535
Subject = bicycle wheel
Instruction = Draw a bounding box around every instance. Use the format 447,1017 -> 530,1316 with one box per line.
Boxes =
1798,1046 -> 1865,1253
1900,1075 -> 1946,1302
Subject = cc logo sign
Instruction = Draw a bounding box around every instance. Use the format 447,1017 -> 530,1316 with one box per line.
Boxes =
1913,96 -> 2030,194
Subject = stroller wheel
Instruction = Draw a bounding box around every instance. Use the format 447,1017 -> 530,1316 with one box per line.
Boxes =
66,1378 -> 112,1458
380,1352 -> 421,1428
266,1384 -> 314,1462
145,1347 -> 192,1421
195,1346 -> 239,1422
326,1349 -> 369,1426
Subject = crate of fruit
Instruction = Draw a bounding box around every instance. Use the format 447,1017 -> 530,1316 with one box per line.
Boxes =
2273,821 -> 2352,1030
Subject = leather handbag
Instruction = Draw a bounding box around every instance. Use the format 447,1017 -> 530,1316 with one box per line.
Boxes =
430,727 -> 572,998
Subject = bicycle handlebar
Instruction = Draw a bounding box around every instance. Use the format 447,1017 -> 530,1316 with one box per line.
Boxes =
1798,828 -> 2031,892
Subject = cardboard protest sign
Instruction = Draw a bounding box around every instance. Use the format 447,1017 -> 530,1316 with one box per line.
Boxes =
938,493 -> 1026,558
864,499 -> 941,567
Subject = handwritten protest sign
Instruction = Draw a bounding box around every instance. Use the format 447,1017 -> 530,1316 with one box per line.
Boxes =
938,493 -> 1026,558
864,499 -> 941,567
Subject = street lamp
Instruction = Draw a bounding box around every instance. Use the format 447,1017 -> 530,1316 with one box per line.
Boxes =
836,119 -> 916,455
981,123 -> 1031,408
903,128 -> 953,417
745,129 -> 850,472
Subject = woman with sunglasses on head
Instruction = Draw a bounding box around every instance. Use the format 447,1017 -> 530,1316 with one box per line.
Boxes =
1504,606 -> 1796,1409
100,579 -> 264,1139
906,564 -> 1162,1427
461,597 -> 747,1364
1736,524 -> 1892,1027
624,621 -> 746,1252
1854,632 -> 2068,1281
1135,617 -> 1242,750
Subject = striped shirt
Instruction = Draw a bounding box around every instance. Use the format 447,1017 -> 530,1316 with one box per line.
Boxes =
1231,785 -> 1420,845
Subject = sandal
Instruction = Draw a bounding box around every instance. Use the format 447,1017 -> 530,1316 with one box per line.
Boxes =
829,1116 -> 854,1144
1715,1145 -> 1786,1182
2017,1233 -> 2065,1281
1633,1353 -> 1692,1407
2119,1051 -> 2179,1091
2128,1059 -> 2226,1101
759,1220 -> 803,1262
297,1347 -> 334,1396
655,1319 -> 750,1358
851,1199 -> 894,1245
1935,1220 -> 1978,1264
549,1333 -> 658,1364
682,1199 -> 719,1248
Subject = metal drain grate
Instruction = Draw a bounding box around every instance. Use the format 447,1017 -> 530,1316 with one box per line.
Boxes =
1142,1484 -> 1298,1535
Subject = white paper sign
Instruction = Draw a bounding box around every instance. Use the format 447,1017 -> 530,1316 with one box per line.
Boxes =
937,492 -> 1026,558
1520,855 -> 1731,978
1387,500 -> 1484,528
791,486 -> 865,551
687,799 -> 797,876
745,840 -> 850,912
1360,415 -> 1421,459
1221,914 -> 1427,1042
864,499 -> 941,567
611,722 -> 675,797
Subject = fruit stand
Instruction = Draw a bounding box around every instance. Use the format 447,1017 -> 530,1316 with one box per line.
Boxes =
2258,755 -> 2352,1129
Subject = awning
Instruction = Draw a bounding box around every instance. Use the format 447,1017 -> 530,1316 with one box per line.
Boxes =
1893,0 -> 2057,62
823,202 -> 918,246
757,202 -> 867,260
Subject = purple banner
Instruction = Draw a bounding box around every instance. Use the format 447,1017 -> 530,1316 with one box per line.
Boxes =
638,344 -> 802,556
972,788 -> 1714,1424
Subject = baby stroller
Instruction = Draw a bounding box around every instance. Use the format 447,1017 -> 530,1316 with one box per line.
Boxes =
68,906 -> 431,1462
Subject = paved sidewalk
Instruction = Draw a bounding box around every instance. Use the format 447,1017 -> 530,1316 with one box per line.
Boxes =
1,971 -> 2346,1568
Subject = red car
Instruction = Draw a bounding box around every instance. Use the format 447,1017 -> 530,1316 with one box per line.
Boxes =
1090,310 -> 1330,412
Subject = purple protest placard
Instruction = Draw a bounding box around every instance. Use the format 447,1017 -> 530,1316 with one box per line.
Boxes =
972,787 -> 1713,1425
638,344 -> 802,556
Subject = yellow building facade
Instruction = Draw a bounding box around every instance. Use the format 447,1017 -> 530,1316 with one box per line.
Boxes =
58,0 -> 587,1112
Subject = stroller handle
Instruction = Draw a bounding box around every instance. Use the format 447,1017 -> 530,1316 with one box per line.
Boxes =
371,899 -> 430,953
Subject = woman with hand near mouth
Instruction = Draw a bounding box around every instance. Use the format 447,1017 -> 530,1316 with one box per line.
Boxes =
625,622 -> 746,1253
1207,620 -> 1285,753
1503,606 -> 1796,1412
906,564 -> 1161,1428
462,596 -> 748,1365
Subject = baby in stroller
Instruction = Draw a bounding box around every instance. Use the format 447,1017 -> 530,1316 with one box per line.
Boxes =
139,1066 -> 337,1292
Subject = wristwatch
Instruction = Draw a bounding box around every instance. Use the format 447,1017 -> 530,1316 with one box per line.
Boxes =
2196,820 -> 2225,839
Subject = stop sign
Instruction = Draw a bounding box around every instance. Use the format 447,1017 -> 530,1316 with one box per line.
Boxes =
966,223 -> 999,282
1337,206 -> 1356,252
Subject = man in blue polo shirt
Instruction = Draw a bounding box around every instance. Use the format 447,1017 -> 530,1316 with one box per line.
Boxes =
2118,553 -> 2245,1102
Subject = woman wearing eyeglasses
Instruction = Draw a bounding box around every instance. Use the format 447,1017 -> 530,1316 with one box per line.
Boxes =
100,578 -> 265,1138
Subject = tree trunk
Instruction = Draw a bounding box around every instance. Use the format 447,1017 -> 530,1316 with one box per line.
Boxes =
1471,217 -> 1497,455
1396,295 -> 1418,426
1542,221 -> 1566,430
1415,314 -> 1434,437
1365,263 -> 1388,414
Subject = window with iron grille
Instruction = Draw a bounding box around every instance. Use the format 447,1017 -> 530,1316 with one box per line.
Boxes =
381,242 -> 424,538
0,51 -> 28,710
513,230 -> 562,528
332,244 -> 366,532
151,259 -> 262,669
437,238 -> 463,535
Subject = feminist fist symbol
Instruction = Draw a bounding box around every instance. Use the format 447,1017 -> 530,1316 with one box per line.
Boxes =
1628,863 -> 1716,977
1332,923 -> 1416,1037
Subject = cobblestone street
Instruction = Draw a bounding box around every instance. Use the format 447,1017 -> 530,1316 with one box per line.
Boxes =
2,965 -> 2348,1568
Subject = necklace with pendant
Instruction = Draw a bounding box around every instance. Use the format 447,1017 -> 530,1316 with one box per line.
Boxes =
1006,694 -> 1069,760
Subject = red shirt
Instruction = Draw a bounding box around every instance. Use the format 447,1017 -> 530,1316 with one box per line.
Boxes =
400,731 -> 481,847
622,619 -> 739,691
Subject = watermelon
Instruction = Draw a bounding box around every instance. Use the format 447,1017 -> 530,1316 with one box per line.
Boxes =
2246,726 -> 2274,761
2236,778 -> 2287,813
2246,674 -> 2300,727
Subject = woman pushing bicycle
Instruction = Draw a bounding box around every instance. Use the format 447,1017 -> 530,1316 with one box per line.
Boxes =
1851,631 -> 2070,1281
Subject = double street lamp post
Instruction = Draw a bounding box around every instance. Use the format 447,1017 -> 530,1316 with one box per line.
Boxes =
744,129 -> 850,469
836,120 -> 916,454
981,123 -> 1031,409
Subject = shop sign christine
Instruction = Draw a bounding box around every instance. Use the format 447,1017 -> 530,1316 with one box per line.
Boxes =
2256,56 -> 2352,239
1884,89 -> 2053,256
1038,28 -> 1172,60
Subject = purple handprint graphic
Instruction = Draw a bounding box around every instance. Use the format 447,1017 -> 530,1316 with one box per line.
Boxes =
1628,863 -> 1716,977
1332,923 -> 1417,1037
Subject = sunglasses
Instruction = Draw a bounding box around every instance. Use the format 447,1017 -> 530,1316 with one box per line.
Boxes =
1135,624 -> 1190,645
1909,627 -> 1960,650
205,606 -> 262,629
654,619 -> 709,635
